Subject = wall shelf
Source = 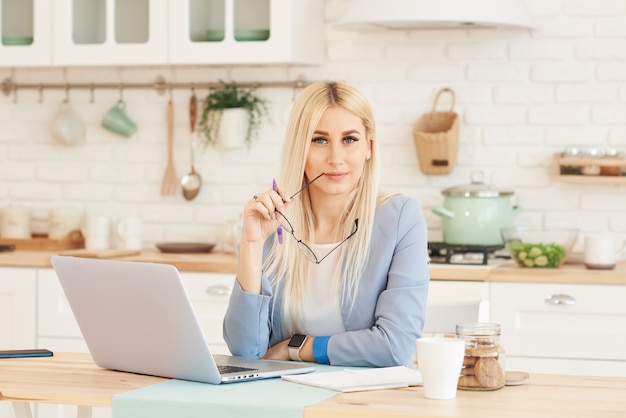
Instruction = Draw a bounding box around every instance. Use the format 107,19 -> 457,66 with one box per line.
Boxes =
552,153 -> 626,185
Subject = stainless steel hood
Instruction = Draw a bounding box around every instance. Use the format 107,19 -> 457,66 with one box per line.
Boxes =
336,0 -> 536,30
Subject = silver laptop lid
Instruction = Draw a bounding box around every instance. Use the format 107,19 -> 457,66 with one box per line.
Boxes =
51,255 -> 225,384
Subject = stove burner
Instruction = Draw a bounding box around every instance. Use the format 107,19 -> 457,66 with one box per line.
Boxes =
428,242 -> 505,265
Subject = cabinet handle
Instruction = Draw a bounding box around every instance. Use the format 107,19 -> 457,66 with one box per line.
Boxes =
544,294 -> 576,306
206,285 -> 232,297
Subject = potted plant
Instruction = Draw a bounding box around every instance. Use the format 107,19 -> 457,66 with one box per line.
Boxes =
198,81 -> 268,149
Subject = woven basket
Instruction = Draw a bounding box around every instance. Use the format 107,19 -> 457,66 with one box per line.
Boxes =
412,87 -> 459,175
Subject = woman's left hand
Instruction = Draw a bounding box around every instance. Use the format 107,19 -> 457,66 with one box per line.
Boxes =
262,339 -> 290,361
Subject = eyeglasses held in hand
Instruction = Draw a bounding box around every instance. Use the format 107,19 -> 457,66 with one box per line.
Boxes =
276,212 -> 359,264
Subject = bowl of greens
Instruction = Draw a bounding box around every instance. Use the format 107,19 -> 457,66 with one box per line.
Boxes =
501,227 -> 579,268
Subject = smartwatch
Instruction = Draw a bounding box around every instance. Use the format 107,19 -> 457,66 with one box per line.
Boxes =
288,334 -> 308,361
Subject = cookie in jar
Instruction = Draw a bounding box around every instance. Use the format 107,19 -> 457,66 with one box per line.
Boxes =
456,322 -> 506,391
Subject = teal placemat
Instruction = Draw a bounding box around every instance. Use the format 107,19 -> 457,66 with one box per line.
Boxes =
112,366 -> 340,418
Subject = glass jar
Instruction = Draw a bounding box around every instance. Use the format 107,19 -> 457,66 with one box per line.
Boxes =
561,147 -> 582,175
456,322 -> 506,391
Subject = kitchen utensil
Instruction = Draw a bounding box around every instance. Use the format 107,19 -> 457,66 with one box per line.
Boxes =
156,242 -> 215,253
501,227 -> 579,268
432,171 -> 519,246
181,93 -> 202,200
160,99 -> 178,196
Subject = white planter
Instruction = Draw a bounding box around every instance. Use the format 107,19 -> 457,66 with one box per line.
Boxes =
218,108 -> 249,149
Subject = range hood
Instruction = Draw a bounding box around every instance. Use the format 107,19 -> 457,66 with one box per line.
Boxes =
336,0 -> 535,30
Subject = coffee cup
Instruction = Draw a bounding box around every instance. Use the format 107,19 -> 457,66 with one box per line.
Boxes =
0,206 -> 31,239
48,206 -> 82,240
51,103 -> 86,146
584,234 -> 625,270
116,217 -> 143,250
416,337 -> 465,400
102,100 -> 137,138
83,215 -> 111,250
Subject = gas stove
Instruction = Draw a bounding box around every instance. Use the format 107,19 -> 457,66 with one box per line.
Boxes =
428,242 -> 510,266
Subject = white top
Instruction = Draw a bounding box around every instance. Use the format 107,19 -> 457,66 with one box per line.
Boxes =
301,242 -> 346,336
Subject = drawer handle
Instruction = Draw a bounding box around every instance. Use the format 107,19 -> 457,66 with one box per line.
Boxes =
545,294 -> 576,306
206,285 -> 232,297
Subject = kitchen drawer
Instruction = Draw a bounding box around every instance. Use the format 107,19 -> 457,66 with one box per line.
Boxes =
490,282 -> 626,362
181,272 -> 235,355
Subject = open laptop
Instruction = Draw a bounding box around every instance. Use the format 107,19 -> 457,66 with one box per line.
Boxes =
50,255 -> 315,384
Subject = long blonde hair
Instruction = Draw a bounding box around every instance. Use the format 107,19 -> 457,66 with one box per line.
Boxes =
264,81 -> 380,335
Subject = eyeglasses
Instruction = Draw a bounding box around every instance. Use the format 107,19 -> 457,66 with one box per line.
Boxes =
276,212 -> 359,264
275,173 -> 359,264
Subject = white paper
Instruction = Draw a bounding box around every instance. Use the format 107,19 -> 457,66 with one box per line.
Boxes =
281,366 -> 422,393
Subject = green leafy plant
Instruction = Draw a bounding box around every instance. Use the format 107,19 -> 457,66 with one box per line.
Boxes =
198,81 -> 268,148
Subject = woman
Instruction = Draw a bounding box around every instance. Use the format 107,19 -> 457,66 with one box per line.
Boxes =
223,81 -> 429,367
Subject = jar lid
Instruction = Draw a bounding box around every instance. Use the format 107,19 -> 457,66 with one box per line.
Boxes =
456,322 -> 502,336
441,171 -> 514,197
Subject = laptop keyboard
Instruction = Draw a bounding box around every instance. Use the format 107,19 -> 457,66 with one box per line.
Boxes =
218,364 -> 258,375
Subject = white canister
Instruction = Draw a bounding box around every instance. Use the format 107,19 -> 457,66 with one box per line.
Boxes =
0,206 -> 32,239
116,217 -> 143,250
48,206 -> 82,240
83,216 -> 111,250
584,235 -> 626,270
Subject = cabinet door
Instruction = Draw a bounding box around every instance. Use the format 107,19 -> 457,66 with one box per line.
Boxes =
181,271 -> 235,355
37,268 -> 83,341
168,0 -> 324,65
491,282 -> 626,376
51,0 -> 168,66
424,280 -> 490,334
0,267 -> 36,348
0,0 -> 51,66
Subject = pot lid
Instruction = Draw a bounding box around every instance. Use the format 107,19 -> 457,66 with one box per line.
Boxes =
441,171 -> 514,197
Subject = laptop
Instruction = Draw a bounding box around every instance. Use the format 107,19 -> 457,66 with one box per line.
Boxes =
50,255 -> 315,384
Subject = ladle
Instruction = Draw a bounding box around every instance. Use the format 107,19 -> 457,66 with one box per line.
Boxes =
181,93 -> 202,200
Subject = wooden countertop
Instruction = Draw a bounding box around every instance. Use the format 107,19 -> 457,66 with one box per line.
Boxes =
1,352 -> 625,417
1,248 -> 625,285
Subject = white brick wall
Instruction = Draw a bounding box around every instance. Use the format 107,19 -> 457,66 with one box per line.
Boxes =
1,0 -> 625,249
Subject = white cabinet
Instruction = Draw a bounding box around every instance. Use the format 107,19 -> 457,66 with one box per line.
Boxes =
181,271 -> 235,355
51,0 -> 168,66
0,0 -> 51,66
424,280 -> 490,334
0,0 -> 323,67
0,267 -> 37,418
168,0 -> 324,65
490,282 -> 626,377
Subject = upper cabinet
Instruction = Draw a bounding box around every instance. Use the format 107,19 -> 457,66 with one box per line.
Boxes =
51,0 -> 168,66
0,0 -> 324,67
0,0 -> 51,66
168,0 -> 324,65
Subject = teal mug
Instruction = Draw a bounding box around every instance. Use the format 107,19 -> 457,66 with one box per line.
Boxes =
102,100 -> 137,138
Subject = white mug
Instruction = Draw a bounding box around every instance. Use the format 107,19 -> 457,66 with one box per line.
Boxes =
584,234 -> 625,270
416,337 -> 465,400
116,217 -> 143,250
83,216 -> 111,250
48,206 -> 82,240
0,206 -> 31,239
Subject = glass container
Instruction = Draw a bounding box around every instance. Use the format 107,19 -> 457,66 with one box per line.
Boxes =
456,322 -> 506,391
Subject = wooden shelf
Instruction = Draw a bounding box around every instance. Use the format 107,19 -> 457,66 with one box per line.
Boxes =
552,153 -> 626,184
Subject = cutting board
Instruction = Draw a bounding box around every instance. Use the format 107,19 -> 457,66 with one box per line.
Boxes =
58,249 -> 141,259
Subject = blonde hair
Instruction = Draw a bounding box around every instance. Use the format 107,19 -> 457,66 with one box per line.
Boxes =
264,81 -> 380,335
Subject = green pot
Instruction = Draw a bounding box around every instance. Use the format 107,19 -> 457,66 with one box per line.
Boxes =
432,172 -> 520,246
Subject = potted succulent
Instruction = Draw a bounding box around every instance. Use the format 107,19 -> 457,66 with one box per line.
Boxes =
198,81 -> 268,149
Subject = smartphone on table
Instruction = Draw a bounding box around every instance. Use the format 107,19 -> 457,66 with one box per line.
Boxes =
0,349 -> 53,359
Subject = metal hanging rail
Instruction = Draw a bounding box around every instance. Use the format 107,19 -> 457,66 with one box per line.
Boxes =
1,75 -> 310,99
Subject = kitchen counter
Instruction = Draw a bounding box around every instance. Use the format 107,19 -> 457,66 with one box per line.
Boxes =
1,249 -> 625,285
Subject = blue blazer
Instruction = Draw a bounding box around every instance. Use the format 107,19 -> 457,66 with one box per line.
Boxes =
223,195 -> 430,367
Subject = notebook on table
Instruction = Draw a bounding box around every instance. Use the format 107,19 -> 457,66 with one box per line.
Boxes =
50,255 -> 315,384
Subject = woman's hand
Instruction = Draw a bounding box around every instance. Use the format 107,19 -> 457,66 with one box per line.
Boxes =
262,339 -> 290,361
240,182 -> 290,245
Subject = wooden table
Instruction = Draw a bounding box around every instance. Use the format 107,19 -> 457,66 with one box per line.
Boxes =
1,353 -> 626,418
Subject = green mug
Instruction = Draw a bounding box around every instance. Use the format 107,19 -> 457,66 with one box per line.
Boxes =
102,100 -> 137,138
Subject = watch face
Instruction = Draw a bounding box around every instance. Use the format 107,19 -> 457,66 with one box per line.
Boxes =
288,334 -> 307,348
